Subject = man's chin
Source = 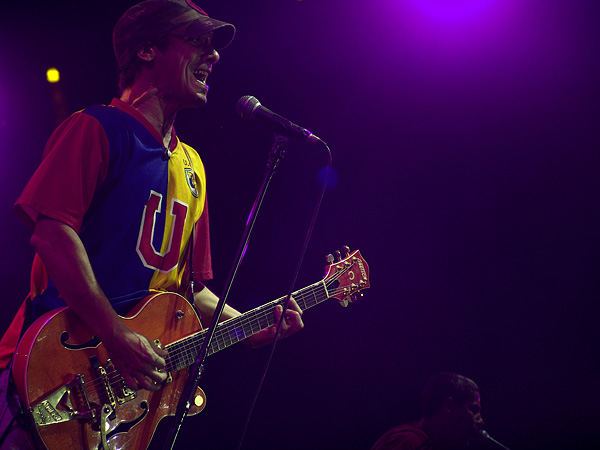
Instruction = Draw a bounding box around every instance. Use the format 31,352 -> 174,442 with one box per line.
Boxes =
180,94 -> 208,109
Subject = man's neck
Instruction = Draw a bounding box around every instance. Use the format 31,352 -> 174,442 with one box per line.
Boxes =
120,86 -> 177,149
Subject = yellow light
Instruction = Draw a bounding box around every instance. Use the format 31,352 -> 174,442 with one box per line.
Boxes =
46,67 -> 60,83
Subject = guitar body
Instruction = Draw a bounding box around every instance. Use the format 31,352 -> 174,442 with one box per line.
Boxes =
12,292 -> 206,450
11,248 -> 371,450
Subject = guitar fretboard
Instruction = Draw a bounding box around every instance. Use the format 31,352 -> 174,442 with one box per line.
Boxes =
165,279 -> 335,372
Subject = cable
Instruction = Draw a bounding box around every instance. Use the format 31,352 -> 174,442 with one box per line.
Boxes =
235,141 -> 333,450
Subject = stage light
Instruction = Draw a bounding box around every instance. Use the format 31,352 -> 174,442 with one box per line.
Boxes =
46,67 -> 60,83
409,0 -> 496,21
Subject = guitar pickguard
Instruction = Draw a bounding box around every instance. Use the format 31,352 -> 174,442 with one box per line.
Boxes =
101,400 -> 148,448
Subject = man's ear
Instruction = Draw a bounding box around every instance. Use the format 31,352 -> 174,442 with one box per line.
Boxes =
136,45 -> 155,62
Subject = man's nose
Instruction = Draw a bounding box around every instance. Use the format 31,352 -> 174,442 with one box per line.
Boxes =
476,415 -> 485,429
204,48 -> 220,64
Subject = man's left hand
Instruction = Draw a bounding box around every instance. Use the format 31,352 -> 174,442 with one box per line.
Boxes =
247,297 -> 304,347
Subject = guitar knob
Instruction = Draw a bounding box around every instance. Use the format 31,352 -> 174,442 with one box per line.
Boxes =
326,254 -> 335,264
341,246 -> 350,257
334,250 -> 341,262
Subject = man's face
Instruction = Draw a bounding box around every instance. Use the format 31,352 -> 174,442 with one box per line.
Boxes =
151,33 -> 219,110
448,392 -> 484,449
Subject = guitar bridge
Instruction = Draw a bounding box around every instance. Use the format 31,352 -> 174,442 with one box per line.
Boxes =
29,375 -> 96,426
104,360 -> 137,404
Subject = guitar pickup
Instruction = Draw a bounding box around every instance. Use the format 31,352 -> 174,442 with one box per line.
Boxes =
154,338 -> 172,385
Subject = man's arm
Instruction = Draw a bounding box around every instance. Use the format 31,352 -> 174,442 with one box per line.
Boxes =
30,215 -> 167,391
193,287 -> 304,347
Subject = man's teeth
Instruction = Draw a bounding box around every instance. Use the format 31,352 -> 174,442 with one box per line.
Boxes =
193,70 -> 208,83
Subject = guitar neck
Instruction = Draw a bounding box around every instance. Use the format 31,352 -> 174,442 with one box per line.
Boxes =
166,279 -> 331,372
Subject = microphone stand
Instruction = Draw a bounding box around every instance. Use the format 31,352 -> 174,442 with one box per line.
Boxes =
162,133 -> 289,450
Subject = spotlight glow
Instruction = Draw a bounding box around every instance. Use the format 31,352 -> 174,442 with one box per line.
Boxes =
378,0 -> 517,65
46,67 -> 60,83
409,0 -> 497,22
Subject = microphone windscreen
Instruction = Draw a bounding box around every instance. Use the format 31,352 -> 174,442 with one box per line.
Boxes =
236,95 -> 260,119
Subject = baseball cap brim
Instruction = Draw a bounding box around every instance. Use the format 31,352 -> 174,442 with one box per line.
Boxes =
170,17 -> 235,51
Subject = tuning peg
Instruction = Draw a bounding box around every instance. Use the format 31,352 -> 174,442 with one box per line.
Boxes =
326,254 -> 335,264
351,293 -> 364,303
334,250 -> 341,262
341,246 -> 350,257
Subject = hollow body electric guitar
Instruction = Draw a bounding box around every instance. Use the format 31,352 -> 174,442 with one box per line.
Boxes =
12,248 -> 370,450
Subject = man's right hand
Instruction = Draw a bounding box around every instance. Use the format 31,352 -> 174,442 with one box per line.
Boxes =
103,329 -> 169,391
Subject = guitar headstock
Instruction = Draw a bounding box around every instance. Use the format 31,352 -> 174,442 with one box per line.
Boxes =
323,247 -> 370,307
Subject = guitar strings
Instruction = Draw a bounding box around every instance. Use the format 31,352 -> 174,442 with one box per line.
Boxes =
85,276 -> 341,403
76,262 -> 354,408
168,281 -> 330,368
167,266 -> 349,370
167,267 -> 349,369
165,284 -> 327,370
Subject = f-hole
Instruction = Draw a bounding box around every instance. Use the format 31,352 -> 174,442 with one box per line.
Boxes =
100,401 -> 149,448
60,331 -> 101,350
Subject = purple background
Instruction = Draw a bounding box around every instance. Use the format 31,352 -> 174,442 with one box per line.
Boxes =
1,0 -> 599,449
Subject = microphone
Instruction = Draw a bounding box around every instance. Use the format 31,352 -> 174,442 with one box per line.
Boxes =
475,430 -> 512,450
236,95 -> 324,145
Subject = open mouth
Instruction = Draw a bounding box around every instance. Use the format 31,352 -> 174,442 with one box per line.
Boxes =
192,70 -> 209,84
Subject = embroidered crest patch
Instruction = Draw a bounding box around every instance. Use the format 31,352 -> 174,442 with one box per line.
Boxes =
185,167 -> 198,198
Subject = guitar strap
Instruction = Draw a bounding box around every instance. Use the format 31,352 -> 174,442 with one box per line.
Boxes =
189,225 -> 196,301
183,146 -> 200,317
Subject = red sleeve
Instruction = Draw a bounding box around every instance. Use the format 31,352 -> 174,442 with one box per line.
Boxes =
371,424 -> 431,450
14,111 -> 109,232
192,195 -> 213,282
